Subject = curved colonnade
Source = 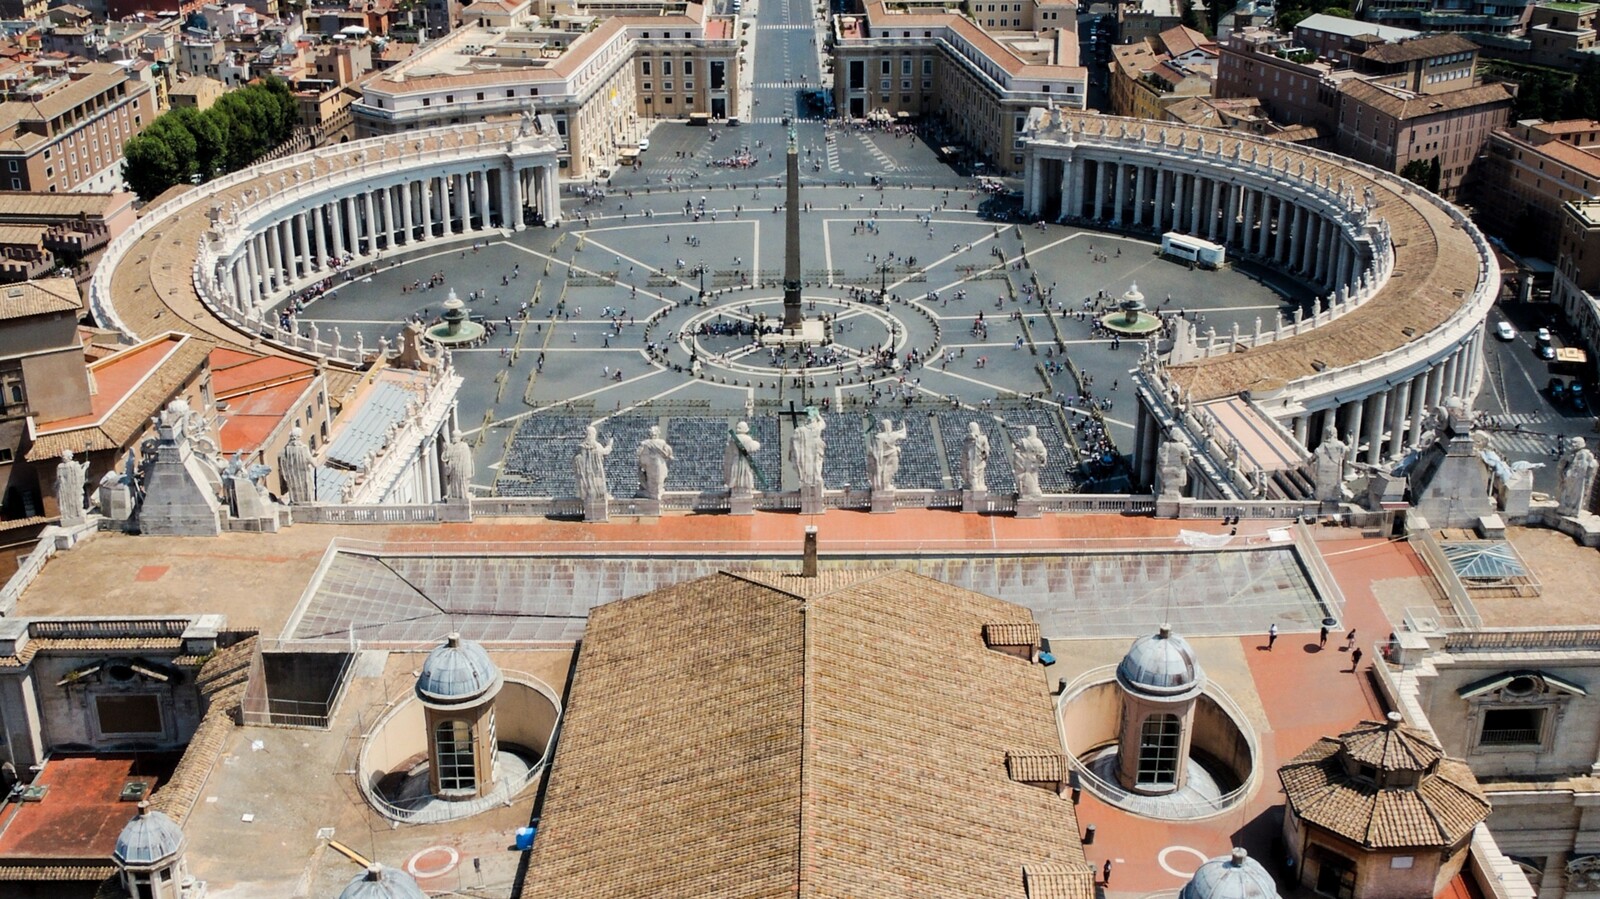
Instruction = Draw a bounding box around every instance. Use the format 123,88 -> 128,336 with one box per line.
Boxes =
93,112 -> 1498,482
1021,110 -> 1499,470
90,121 -> 564,365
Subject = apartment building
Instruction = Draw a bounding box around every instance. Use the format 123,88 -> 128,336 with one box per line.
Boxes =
353,4 -> 739,177
1107,24 -> 1216,121
831,1 -> 1086,174
1215,25 -> 1349,133
1116,0 -> 1181,45
0,62 -> 157,195
1336,80 -> 1514,198
1361,0 -> 1533,34
1476,119 -> 1600,249
1552,198 -> 1600,367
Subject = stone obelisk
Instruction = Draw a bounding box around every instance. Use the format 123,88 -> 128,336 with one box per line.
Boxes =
782,127 -> 804,330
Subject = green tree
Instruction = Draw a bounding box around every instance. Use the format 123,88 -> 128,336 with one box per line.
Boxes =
1400,158 -> 1431,189
1426,156 -> 1441,192
170,107 -> 226,180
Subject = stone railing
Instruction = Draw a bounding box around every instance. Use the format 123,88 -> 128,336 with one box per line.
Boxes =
1441,628 -> 1600,652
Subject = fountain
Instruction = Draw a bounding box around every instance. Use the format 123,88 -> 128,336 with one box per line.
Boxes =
425,289 -> 486,346
1100,283 -> 1162,336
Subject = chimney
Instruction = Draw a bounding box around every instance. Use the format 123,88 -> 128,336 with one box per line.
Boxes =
802,526 -> 817,577
1386,710 -> 1404,728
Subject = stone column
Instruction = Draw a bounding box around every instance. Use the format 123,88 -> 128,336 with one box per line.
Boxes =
1112,162 -> 1127,227
362,191 -> 378,251
1258,194 -> 1273,256
265,224 -> 283,290
1225,182 -> 1240,246
311,205 -> 328,269
294,213 -> 311,278
1407,376 -> 1429,446
510,166 -> 526,229
474,170 -> 490,229
1290,204 -> 1305,272
453,172 -> 468,232
545,167 -> 559,224
1388,381 -> 1410,458
1293,415 -> 1308,446
1313,219 -> 1330,285
1344,399 -> 1364,459
1189,174 -> 1203,234
1153,168 -> 1167,233
1240,190 -> 1256,254
1425,362 -> 1445,411
247,238 -> 264,304
231,260 -> 247,310
1092,160 -> 1106,223
1203,176 -> 1216,241
1133,165 -> 1147,228
1366,389 -> 1388,466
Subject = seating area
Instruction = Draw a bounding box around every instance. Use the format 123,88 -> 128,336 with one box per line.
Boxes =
1003,407 -> 1078,494
935,411 -> 1016,493
497,415 -> 589,496
489,406 -> 1082,497
666,417 -> 738,492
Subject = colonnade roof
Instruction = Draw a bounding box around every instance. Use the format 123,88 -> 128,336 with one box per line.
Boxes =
101,124 -> 543,398
1032,113 -> 1491,403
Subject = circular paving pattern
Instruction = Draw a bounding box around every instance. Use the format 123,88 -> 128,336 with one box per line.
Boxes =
405,845 -> 460,879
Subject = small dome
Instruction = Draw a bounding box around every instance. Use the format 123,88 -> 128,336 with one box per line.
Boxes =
416,633 -> 502,705
113,802 -> 184,867
1117,624 -> 1204,699
338,864 -> 427,899
1179,848 -> 1281,899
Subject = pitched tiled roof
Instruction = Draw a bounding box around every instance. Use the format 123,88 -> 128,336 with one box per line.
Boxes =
0,277 -> 80,320
1339,80 -> 1514,121
523,569 -> 1093,899
1338,717 -> 1442,771
984,621 -> 1041,647
1279,721 -> 1489,850
1357,33 -> 1477,65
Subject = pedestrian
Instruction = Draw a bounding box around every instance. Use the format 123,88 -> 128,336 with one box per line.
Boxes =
1267,623 -> 1278,650
1102,860 -> 1112,885
1351,647 -> 1364,671
1344,629 -> 1357,651
1319,625 -> 1329,648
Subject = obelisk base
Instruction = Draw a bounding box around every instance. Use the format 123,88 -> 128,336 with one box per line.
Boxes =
760,319 -> 829,347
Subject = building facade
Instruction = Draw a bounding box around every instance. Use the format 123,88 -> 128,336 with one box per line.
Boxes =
0,62 -> 157,195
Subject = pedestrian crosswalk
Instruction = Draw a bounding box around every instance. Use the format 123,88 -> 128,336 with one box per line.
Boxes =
744,115 -> 824,124
1480,413 -> 1563,458
752,82 -> 820,89
853,132 -> 904,172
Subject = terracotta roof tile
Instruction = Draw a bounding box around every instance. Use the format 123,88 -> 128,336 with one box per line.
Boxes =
984,621 -> 1041,647
523,570 -> 1093,899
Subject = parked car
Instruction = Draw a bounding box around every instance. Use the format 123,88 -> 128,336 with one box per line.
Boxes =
1539,343 -> 1557,360
1549,378 -> 1568,401
637,137 -> 650,152
1496,320 -> 1516,341
1538,327 -> 1553,344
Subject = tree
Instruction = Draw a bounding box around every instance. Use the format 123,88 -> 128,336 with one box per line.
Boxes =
120,80 -> 303,200
170,107 -> 226,180
1426,156 -> 1441,193
1400,159 -> 1432,189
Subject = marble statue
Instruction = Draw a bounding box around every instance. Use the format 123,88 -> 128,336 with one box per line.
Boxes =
56,449 -> 90,525
867,419 -> 907,493
725,421 -> 762,494
440,429 -> 474,501
1012,425 -> 1049,499
962,422 -> 990,492
574,425 -> 613,502
790,407 -> 826,489
636,425 -> 674,500
1156,437 -> 1192,500
1312,424 -> 1350,502
278,427 -> 315,504
1557,436 -> 1598,517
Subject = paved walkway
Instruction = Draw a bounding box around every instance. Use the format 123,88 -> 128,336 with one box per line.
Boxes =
1059,535 -> 1409,895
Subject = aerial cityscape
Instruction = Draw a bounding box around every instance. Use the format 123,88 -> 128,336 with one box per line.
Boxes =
0,0 -> 1599,895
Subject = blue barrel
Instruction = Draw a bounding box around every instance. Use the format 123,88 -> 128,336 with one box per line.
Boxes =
515,826 -> 537,851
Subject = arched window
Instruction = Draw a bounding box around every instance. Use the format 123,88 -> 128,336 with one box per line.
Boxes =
1137,714 -> 1181,787
435,719 -> 476,792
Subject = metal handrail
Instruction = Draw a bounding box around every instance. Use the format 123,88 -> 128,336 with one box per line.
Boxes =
355,669 -> 561,825
1054,664 -> 1263,821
